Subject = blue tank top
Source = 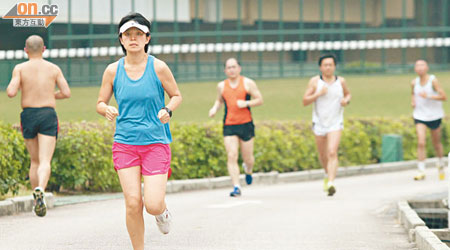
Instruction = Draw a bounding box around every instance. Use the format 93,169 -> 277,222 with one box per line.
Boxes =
113,55 -> 172,145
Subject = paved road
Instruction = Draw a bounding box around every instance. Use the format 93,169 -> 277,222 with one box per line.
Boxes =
0,167 -> 447,250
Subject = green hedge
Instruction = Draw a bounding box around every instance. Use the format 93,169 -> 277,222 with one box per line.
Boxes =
48,122 -> 119,192
1,118 -> 449,195
0,121 -> 29,196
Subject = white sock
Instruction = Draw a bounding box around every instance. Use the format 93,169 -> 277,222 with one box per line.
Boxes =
418,161 -> 425,173
234,184 -> 241,189
324,173 -> 328,179
439,157 -> 444,168
327,181 -> 334,187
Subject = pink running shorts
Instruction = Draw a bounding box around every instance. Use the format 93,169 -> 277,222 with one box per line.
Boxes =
112,142 -> 171,176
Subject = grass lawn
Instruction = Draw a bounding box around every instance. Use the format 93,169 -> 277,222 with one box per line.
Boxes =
1,72 -> 450,124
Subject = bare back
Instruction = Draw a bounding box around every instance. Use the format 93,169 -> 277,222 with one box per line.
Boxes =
17,59 -> 61,108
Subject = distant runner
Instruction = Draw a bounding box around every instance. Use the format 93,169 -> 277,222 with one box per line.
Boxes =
209,58 -> 263,197
302,54 -> 351,196
411,60 -> 446,181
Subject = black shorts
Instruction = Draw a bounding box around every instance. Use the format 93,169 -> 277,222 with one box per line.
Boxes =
223,121 -> 255,141
414,118 -> 442,130
20,107 -> 59,139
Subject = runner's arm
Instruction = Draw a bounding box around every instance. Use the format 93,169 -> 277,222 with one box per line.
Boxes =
209,83 -> 224,117
97,63 -> 118,120
411,80 -> 416,108
55,67 -> 71,99
302,77 -> 320,106
246,79 -> 263,107
156,60 -> 182,112
6,66 -> 21,98
340,77 -> 351,105
429,78 -> 447,101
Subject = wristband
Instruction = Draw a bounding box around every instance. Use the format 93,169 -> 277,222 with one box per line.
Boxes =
162,107 -> 172,117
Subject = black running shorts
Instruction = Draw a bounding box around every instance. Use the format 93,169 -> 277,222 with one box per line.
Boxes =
223,121 -> 255,141
20,107 -> 59,139
414,118 -> 442,130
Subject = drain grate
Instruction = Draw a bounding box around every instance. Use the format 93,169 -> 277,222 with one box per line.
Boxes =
415,208 -> 448,229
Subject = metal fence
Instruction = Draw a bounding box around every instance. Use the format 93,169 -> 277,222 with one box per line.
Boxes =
0,0 -> 449,88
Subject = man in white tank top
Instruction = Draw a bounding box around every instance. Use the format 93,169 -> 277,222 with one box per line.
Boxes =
303,54 -> 351,196
411,60 -> 447,181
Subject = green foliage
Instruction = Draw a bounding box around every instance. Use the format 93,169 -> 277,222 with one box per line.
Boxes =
0,122 -> 29,196
340,119 -> 373,166
49,121 -> 119,192
1,118 -> 448,195
170,122 -> 228,179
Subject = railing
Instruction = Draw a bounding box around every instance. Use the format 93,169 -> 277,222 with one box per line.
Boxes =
0,0 -> 448,87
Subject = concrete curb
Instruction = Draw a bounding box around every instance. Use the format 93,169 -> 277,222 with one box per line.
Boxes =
397,201 -> 450,250
397,201 -> 426,242
415,226 -> 450,250
0,157 -> 444,216
165,157 -> 442,194
166,171 -> 280,193
0,193 -> 54,216
432,229 -> 450,249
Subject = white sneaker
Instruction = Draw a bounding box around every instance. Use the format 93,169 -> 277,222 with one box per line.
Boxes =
414,172 -> 426,181
438,166 -> 445,180
155,209 -> 172,234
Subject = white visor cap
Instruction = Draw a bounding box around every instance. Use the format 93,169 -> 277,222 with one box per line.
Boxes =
119,20 -> 150,34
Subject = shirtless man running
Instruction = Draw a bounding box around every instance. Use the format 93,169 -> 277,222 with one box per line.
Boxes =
6,35 -> 71,217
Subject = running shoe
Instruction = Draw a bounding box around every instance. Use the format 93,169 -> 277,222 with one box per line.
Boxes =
323,177 -> 329,192
243,163 -> 253,185
327,185 -> 336,196
229,186 -> 241,197
414,172 -> 426,181
33,188 -> 47,217
155,208 -> 172,234
438,166 -> 445,180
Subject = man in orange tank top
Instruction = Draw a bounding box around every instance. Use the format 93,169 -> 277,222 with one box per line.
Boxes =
209,58 -> 263,197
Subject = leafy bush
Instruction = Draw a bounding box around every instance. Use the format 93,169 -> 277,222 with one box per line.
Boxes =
1,117 -> 448,195
49,121 -> 119,192
0,122 -> 29,196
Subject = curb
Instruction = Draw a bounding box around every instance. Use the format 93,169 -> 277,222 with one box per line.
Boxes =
432,229 -> 450,249
397,201 -> 426,242
0,157 -> 444,217
397,201 -> 450,250
0,193 -> 54,216
166,157 -> 442,194
415,226 -> 450,250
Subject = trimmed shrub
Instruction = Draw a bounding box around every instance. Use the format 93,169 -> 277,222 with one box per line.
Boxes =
0,122 -> 29,196
49,121 -> 119,192
1,117 -> 448,194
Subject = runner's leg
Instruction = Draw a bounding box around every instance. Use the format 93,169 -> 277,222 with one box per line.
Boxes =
118,166 -> 145,250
